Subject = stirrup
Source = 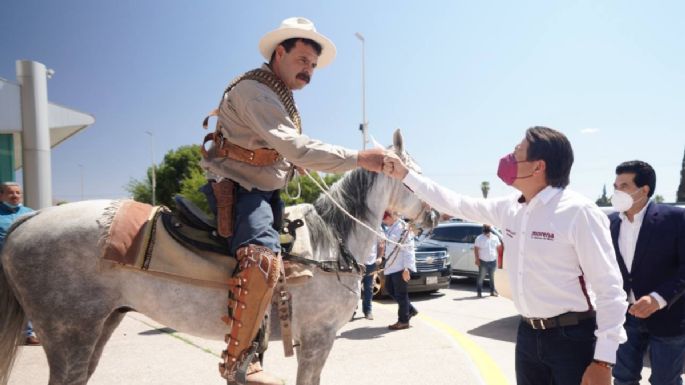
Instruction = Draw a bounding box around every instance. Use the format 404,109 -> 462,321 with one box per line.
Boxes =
234,342 -> 259,385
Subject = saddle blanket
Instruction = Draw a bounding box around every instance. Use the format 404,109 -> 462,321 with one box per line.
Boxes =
101,200 -> 236,287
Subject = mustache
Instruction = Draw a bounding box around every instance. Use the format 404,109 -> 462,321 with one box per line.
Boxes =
296,72 -> 311,83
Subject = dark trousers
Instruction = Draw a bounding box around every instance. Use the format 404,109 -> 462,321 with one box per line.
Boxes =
362,263 -> 377,315
385,271 -> 417,323
515,317 -> 596,385
201,183 -> 283,255
613,313 -> 685,385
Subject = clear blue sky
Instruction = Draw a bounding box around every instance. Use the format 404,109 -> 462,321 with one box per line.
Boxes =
2,0 -> 684,202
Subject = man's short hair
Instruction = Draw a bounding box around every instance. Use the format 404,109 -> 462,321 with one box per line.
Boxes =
269,38 -> 323,64
0,181 -> 20,194
615,160 -> 656,198
525,126 -> 574,188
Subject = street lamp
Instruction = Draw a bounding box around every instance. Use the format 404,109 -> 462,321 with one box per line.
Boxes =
145,131 -> 156,205
355,32 -> 368,149
77,163 -> 84,201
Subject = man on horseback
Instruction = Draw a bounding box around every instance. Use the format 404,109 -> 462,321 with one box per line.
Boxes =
200,17 -> 386,385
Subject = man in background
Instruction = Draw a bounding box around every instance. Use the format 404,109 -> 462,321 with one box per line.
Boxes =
474,224 -> 502,297
609,160 -> 685,385
0,182 -> 39,345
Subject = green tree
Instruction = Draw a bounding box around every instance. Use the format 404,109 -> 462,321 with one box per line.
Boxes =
281,171 -> 343,205
127,145 -> 205,209
678,146 -> 685,203
654,194 -> 664,204
596,184 -> 611,207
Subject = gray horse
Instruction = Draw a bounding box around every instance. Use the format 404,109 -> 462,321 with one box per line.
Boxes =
0,131 -> 436,385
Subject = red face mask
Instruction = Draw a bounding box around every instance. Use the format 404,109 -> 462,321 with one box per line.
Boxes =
497,153 -> 534,186
497,153 -> 519,185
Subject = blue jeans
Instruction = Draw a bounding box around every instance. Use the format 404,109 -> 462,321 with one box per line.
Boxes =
515,317 -> 596,385
26,320 -> 35,337
201,183 -> 282,255
613,313 -> 685,385
477,260 -> 497,295
384,271 -> 417,323
362,263 -> 377,315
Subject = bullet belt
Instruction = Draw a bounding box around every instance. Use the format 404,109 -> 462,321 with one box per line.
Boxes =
522,310 -> 596,330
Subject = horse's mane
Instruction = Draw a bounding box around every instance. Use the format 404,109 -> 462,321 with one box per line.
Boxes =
304,168 -> 378,260
303,145 -> 421,261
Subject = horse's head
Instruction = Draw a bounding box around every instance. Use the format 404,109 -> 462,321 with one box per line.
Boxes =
383,129 -> 439,232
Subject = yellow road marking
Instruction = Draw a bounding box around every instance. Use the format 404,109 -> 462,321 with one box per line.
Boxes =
378,303 -> 510,385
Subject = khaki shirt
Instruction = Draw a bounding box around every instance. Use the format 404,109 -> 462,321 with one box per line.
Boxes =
201,65 -> 358,191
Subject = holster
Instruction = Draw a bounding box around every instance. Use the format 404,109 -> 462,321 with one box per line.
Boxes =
211,179 -> 236,238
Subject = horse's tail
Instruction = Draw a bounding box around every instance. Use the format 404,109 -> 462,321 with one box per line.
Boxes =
0,212 -> 37,385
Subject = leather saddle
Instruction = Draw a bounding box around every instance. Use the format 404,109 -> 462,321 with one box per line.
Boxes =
162,195 -> 230,256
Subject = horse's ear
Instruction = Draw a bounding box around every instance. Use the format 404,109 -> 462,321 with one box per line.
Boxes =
393,129 -> 404,154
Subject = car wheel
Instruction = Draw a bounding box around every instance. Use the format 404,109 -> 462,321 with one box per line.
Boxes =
372,272 -> 384,298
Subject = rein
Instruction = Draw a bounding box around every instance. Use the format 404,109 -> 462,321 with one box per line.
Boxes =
301,169 -> 419,249
371,228 -> 410,277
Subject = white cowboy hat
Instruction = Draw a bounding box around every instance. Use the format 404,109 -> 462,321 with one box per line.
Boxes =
259,17 -> 336,68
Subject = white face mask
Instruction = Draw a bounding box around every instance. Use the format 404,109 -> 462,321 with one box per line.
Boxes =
611,189 -> 642,212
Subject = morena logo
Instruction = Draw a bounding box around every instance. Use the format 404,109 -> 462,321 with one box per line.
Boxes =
531,231 -> 555,241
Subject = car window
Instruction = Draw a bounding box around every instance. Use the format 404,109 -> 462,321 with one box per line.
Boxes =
429,226 -> 481,243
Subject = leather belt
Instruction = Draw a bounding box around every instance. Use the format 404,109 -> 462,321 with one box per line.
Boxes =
521,310 -> 595,330
202,132 -> 281,167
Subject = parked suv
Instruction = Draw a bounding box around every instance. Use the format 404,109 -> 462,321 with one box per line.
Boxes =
370,242 -> 451,297
417,222 -> 502,278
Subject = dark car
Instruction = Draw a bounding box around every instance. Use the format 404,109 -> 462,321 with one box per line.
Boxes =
368,242 -> 451,297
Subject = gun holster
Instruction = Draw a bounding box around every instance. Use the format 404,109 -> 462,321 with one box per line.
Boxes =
211,179 -> 236,238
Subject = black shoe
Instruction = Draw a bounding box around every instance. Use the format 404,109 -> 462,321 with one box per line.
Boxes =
490,291 -> 499,297
477,292 -> 483,298
409,309 -> 419,319
364,313 -> 374,320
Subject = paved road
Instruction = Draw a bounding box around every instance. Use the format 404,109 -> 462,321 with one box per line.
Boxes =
8,278 -> 661,385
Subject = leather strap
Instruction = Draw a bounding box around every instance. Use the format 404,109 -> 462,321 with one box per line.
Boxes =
276,263 -> 294,357
202,132 -> 281,167
522,310 -> 596,330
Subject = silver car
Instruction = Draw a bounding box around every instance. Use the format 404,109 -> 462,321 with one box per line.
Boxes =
417,222 -> 502,278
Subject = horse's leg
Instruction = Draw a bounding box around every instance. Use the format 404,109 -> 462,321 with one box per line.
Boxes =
86,309 -> 128,380
39,316 -> 107,385
295,327 -> 337,385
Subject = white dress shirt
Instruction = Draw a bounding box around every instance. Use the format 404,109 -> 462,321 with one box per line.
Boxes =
475,233 -> 500,262
618,201 -> 667,308
364,237 -> 379,265
383,220 -> 416,275
404,170 -> 627,363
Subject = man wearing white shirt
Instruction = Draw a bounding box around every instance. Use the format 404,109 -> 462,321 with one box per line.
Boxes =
609,161 -> 685,385
474,224 -> 502,297
382,211 -> 418,330
382,126 -> 627,385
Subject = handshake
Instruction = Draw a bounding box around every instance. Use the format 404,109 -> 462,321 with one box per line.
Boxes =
357,148 -> 409,180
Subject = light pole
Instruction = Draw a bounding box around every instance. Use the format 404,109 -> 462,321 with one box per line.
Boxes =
355,32 -> 368,149
145,131 -> 156,205
78,163 -> 84,200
